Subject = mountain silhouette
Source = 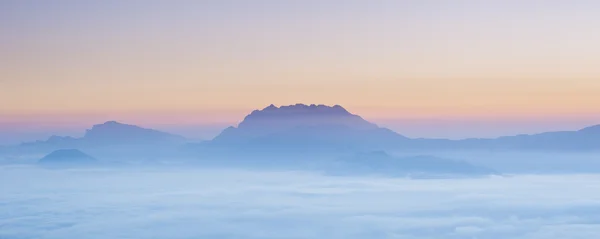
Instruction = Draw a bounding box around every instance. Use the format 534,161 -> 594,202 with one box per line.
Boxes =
83,121 -> 185,145
38,149 -> 96,166
477,124 -> 600,150
211,104 -> 408,150
209,104 -> 600,152
19,121 -> 187,153
7,105 -> 600,157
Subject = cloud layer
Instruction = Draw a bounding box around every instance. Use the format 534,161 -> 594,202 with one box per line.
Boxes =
2,166 -> 600,238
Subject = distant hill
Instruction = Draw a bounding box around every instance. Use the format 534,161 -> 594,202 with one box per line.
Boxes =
21,121 -> 186,149
479,124 -> 600,150
412,124 -> 600,151
38,149 -> 96,166
83,121 -> 186,145
14,121 -> 188,157
325,151 -> 495,177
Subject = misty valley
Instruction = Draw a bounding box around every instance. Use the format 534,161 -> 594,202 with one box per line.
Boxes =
5,0 -> 600,237
4,166 -> 600,239
1,104 -> 600,238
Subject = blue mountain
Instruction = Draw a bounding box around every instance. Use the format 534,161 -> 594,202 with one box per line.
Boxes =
22,121 -> 185,146
208,104 -> 600,152
19,121 -> 187,155
8,104 -> 600,157
211,104 -> 408,151
38,149 -> 96,166
488,125 -> 600,151
83,121 -> 185,145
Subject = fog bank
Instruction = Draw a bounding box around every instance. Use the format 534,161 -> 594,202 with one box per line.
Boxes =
2,166 -> 600,238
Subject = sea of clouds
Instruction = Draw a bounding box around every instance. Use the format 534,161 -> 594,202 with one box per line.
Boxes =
2,166 -> 600,239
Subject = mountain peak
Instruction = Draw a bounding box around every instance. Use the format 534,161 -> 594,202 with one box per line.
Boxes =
47,135 -> 76,142
263,104 -> 278,110
251,104 -> 352,118
237,104 -> 371,130
86,121 -> 139,136
212,104 -> 386,144
84,121 -> 185,143
94,121 -> 129,128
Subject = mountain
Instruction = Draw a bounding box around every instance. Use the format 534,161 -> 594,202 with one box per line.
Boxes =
17,121 -> 188,156
38,149 -> 96,166
83,121 -> 186,145
22,121 -> 186,147
208,104 -> 600,152
7,105 -> 600,161
210,104 -> 408,151
452,124 -> 600,151
325,151 -> 495,176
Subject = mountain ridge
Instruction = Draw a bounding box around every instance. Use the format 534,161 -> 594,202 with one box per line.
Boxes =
210,104 -> 600,151
211,104 -> 402,149
18,121 -> 187,151
6,105 -> 600,152
83,121 -> 185,144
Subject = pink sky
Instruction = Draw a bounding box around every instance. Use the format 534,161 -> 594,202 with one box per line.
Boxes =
1,106 -> 599,145
2,1 -> 600,143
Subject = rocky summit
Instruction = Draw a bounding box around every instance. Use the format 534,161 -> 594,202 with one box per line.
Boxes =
211,104 -> 406,148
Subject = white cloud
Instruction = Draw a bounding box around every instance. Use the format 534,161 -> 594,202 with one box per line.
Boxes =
1,166 -> 600,238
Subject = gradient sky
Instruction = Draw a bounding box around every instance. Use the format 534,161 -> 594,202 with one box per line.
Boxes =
2,0 -> 600,143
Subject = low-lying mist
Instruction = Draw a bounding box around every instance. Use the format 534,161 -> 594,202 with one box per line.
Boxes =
2,165 -> 600,239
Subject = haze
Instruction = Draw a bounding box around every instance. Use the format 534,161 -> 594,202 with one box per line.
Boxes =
3,166 -> 600,239
2,0 -> 600,143
2,1 -> 600,238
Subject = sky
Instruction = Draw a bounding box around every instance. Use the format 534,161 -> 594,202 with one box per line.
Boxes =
2,0 -> 600,143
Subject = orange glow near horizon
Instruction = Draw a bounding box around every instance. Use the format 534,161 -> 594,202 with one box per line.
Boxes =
2,1 -> 600,130
3,77 -> 600,123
